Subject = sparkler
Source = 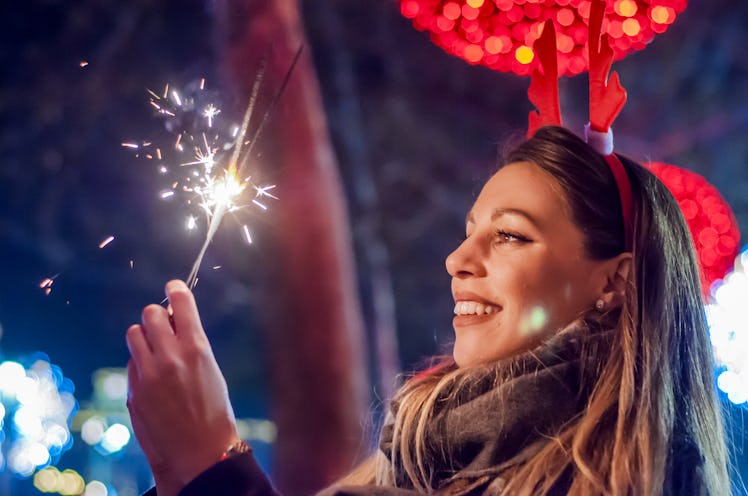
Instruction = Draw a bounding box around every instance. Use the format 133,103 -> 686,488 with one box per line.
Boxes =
126,47 -> 302,289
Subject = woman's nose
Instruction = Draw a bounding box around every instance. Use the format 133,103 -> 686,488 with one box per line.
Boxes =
445,237 -> 485,277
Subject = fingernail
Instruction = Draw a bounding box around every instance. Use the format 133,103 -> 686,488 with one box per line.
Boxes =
166,280 -> 186,294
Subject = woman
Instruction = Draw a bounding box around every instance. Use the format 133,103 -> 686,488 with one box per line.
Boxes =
126,126 -> 731,495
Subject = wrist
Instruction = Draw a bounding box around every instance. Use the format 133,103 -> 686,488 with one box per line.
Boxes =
220,439 -> 252,461
172,433 -> 244,487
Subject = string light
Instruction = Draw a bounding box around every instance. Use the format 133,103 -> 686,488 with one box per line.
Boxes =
399,0 -> 687,76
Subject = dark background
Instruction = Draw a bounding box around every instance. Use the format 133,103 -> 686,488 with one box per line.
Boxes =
0,0 -> 746,493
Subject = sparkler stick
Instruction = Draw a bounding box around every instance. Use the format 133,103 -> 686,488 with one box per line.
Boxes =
183,58 -> 267,288
236,46 -> 304,175
185,46 -> 302,288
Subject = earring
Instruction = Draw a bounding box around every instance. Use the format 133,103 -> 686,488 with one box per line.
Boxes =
595,299 -> 606,311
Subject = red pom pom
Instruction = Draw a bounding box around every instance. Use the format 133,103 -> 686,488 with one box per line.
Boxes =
400,0 -> 687,77
646,162 -> 740,295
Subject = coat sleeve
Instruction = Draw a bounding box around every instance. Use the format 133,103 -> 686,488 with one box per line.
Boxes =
142,455 -> 426,496
318,485 -> 421,496
140,453 -> 280,496
178,453 -> 280,496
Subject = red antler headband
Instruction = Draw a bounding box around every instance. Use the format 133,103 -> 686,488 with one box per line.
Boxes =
587,0 -> 633,251
527,0 -> 633,251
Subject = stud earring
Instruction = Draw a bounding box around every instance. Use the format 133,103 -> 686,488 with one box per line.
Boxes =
595,299 -> 606,311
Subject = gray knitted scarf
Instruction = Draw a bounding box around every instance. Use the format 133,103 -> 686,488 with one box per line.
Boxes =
378,322 -> 613,495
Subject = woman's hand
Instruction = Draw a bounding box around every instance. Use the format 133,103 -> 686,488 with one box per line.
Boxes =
126,280 -> 240,496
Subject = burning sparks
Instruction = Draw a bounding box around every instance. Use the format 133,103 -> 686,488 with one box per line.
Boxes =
123,52 -> 298,287
98,236 -> 115,249
202,104 -> 221,127
39,275 -> 59,296
139,87 -> 271,271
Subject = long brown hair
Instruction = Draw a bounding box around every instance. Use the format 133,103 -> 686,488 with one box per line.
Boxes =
337,126 -> 730,495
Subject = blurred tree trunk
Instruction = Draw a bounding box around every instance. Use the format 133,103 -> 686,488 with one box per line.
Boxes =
213,1 -> 370,494
302,1 -> 400,405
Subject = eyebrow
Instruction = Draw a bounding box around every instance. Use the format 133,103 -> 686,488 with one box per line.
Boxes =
465,208 -> 541,228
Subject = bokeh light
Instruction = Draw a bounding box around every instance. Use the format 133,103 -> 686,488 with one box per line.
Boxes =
0,355 -> 77,478
99,423 -> 131,455
16,364 -> 134,493
647,162 -> 740,293
101,374 -> 127,402
0,361 -> 28,399
706,246 -> 748,407
83,480 -> 109,496
399,0 -> 687,76
75,369 -> 133,457
81,416 -> 108,446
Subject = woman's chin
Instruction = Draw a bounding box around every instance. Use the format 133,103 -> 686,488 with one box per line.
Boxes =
452,339 -> 504,367
452,315 -> 506,366
452,330 -> 536,367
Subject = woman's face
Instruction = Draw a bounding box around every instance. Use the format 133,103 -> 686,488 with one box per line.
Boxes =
446,161 -> 609,366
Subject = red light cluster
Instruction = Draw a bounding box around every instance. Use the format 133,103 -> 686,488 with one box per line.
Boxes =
400,0 -> 686,76
647,162 -> 740,292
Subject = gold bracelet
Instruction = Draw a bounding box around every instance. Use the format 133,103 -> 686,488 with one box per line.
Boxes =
220,439 -> 252,461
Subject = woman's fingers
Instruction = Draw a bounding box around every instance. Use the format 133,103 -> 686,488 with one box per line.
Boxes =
125,324 -> 155,376
164,280 -> 207,344
124,282 -> 239,490
140,303 -> 177,357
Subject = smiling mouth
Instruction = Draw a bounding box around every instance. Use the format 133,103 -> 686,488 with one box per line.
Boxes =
453,300 -> 501,316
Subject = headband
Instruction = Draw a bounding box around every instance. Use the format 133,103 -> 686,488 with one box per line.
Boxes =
605,154 -> 633,251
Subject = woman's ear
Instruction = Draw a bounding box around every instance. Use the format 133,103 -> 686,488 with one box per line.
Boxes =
597,252 -> 632,309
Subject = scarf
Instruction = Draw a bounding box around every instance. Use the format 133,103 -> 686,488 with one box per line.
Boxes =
379,321 -> 613,495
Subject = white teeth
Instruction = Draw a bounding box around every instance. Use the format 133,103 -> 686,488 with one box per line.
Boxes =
453,301 -> 499,316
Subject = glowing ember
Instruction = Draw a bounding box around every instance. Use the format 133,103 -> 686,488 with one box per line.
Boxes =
38,274 -> 59,295
98,236 -> 115,249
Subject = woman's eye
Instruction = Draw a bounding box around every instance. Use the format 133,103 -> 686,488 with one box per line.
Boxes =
494,229 -> 529,244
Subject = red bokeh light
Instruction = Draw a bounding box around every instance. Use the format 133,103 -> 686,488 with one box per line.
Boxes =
400,0 -> 687,76
400,0 -> 421,19
647,162 -> 740,293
